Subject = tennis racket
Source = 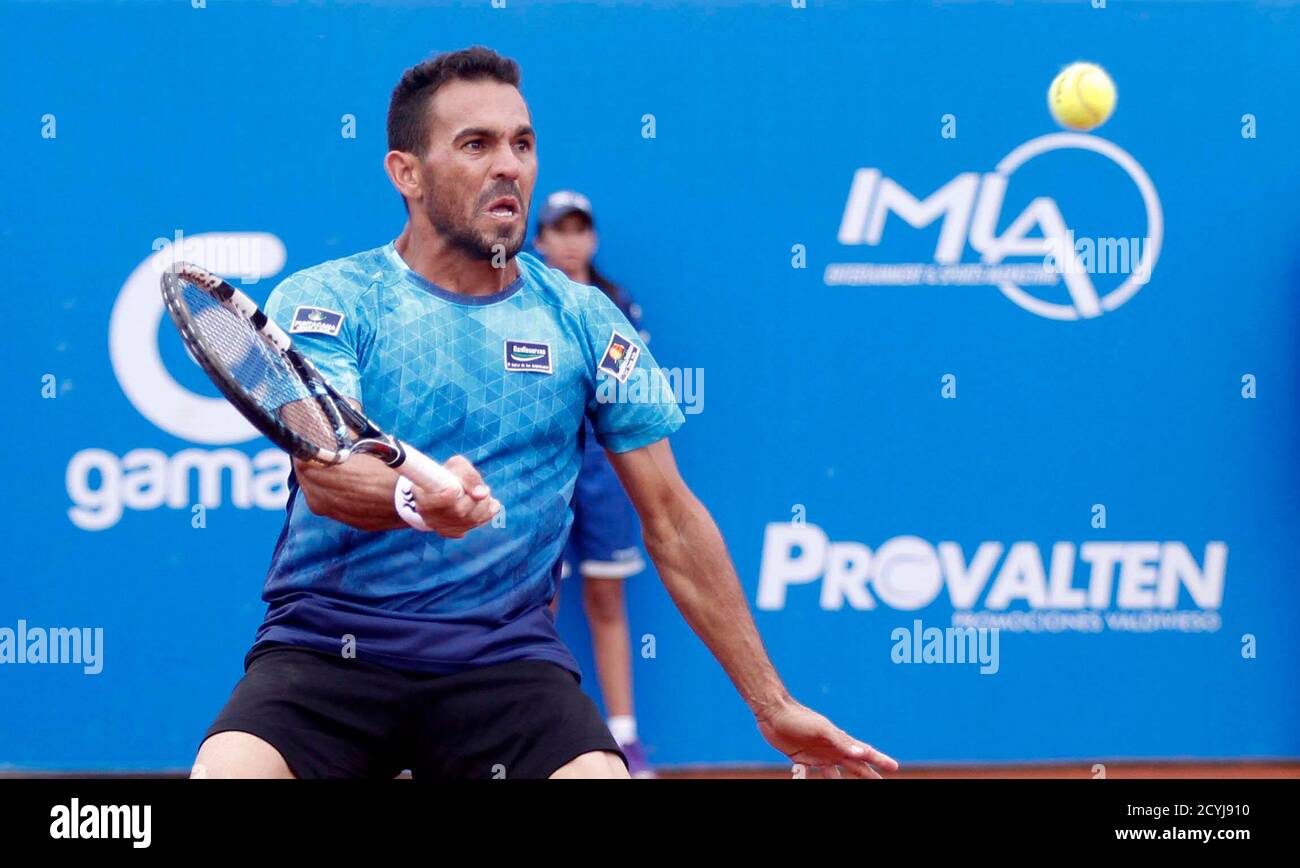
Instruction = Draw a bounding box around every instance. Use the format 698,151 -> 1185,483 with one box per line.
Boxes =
159,261 -> 464,496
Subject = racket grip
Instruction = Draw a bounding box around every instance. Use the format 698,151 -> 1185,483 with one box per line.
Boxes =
394,441 -> 465,497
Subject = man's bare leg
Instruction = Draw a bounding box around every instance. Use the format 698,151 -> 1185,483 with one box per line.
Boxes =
191,731 -> 295,779
549,750 -> 630,779
582,577 -> 634,720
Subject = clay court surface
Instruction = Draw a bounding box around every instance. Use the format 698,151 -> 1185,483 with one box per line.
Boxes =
661,761 -> 1300,779
5,761 -> 1297,780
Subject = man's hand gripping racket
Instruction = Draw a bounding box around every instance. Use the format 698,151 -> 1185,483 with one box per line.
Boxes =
160,262 -> 468,509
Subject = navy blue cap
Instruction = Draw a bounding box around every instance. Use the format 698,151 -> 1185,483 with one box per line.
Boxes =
537,190 -> 595,228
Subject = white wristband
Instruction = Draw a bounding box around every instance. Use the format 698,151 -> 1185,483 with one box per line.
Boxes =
394,476 -> 432,531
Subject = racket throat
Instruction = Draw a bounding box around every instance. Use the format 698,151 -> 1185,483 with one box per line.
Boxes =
349,436 -> 403,466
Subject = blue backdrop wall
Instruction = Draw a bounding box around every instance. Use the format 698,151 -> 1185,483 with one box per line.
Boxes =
2,0 -> 1298,770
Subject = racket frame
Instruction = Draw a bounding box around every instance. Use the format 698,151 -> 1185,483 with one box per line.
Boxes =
160,262 -> 460,493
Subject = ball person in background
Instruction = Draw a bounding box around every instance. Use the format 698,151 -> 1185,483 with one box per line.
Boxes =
192,46 -> 897,779
535,191 -> 655,777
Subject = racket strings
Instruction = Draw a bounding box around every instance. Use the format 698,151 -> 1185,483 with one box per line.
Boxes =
179,280 -> 345,454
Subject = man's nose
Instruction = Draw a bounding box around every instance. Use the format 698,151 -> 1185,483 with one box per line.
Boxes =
489,142 -> 524,180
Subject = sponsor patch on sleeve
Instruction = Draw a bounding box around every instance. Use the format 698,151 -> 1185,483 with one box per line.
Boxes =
598,331 -> 640,383
289,305 -> 344,336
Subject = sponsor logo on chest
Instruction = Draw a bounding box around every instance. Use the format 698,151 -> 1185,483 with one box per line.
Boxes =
504,339 -> 553,373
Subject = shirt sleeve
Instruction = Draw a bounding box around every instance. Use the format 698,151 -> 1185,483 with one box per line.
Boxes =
582,288 -> 684,453
620,290 -> 650,345
263,272 -> 365,402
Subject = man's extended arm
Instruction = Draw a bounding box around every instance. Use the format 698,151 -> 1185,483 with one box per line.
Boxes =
607,438 -> 898,778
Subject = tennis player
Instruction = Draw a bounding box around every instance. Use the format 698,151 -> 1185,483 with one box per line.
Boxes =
535,190 -> 656,776
192,46 -> 897,779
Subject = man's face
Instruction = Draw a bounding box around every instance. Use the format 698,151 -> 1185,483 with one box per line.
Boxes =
418,78 -> 536,261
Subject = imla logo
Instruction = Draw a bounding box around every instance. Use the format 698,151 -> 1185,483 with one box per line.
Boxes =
825,133 -> 1163,321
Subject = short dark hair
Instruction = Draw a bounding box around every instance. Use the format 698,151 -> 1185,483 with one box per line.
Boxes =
387,46 -> 522,155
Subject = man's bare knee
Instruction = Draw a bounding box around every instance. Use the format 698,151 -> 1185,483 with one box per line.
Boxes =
192,731 -> 295,779
549,750 -> 630,779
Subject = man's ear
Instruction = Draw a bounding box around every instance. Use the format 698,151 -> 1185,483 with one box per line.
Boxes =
533,230 -> 550,257
590,230 -> 599,257
384,150 -> 424,203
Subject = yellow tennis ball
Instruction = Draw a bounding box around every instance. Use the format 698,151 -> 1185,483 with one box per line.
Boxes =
1048,62 -> 1117,131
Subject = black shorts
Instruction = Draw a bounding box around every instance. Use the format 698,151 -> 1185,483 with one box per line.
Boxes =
200,643 -> 623,779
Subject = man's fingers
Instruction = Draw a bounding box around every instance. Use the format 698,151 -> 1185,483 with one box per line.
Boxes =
443,455 -> 487,498
808,760 -> 882,780
807,725 -> 898,777
430,482 -> 482,516
413,482 -> 498,536
832,731 -> 899,772
422,483 -> 463,509
463,496 -> 497,527
763,703 -> 897,780
849,743 -> 899,772
837,758 -> 883,780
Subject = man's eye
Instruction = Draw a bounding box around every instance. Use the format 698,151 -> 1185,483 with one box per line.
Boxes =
515,140 -> 533,152
464,140 -> 484,152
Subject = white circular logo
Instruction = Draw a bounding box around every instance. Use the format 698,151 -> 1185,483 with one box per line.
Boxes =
872,536 -> 944,610
109,232 -> 287,444
992,133 -> 1163,321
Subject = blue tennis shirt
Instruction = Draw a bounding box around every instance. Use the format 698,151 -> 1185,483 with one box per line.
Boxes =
251,244 -> 683,676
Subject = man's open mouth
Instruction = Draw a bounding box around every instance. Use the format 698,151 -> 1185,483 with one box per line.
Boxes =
484,197 -> 520,220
